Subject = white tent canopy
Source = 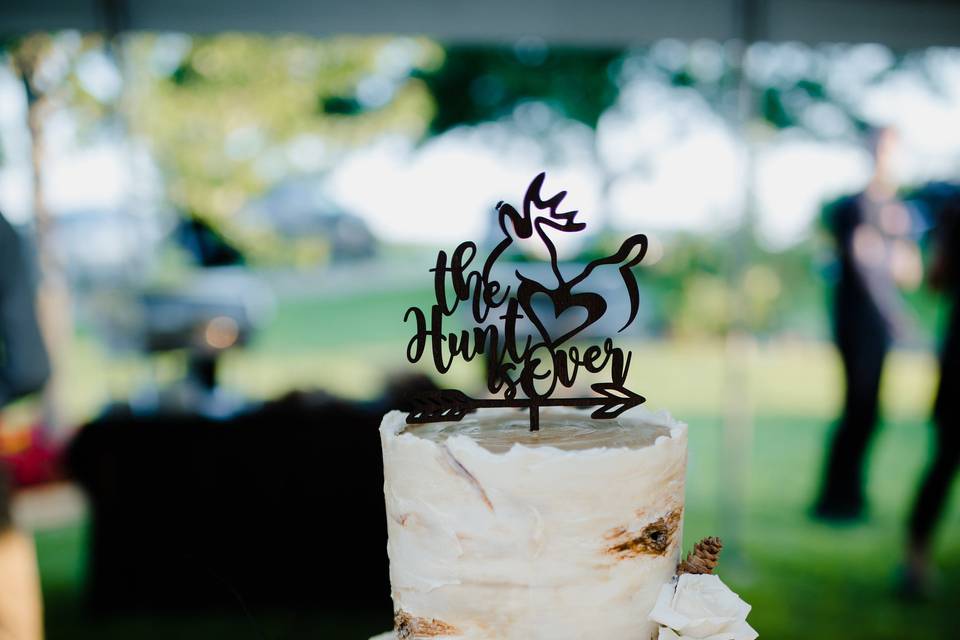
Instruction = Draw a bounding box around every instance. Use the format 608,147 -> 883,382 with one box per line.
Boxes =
4,0 -> 960,49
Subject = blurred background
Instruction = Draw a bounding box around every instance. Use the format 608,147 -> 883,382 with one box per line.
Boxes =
1,1 -> 959,638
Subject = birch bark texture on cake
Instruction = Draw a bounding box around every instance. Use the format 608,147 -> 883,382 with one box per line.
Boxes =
378,406 -> 688,640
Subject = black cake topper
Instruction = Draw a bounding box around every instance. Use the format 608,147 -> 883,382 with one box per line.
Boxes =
404,172 -> 648,431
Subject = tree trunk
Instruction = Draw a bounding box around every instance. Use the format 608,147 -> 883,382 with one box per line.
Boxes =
16,39 -> 73,434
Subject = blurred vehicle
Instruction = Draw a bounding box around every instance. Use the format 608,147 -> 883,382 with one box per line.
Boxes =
238,178 -> 377,264
93,215 -> 274,418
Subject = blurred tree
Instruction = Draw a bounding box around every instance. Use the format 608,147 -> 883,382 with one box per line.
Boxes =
3,35 -> 939,339
124,34 -> 441,262
416,44 -> 622,229
644,41 -> 936,140
3,32 -> 112,431
418,44 -> 620,135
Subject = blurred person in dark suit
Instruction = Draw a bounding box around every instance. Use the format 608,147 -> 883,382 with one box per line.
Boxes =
0,212 -> 50,407
813,127 -> 922,521
0,211 -> 48,639
903,189 -> 960,596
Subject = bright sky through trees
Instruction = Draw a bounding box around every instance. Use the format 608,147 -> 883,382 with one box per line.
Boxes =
0,36 -> 958,251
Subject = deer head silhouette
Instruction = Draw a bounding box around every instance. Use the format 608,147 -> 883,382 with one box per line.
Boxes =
490,172 -> 648,348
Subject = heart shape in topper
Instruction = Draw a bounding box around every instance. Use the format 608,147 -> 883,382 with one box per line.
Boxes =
518,280 -> 606,348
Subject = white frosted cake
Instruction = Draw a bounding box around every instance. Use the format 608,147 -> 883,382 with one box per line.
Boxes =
376,406 -> 688,640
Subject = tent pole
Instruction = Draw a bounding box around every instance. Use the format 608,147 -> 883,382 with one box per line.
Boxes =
718,0 -> 764,572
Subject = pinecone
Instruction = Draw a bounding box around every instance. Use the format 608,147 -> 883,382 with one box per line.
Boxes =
678,536 -> 723,575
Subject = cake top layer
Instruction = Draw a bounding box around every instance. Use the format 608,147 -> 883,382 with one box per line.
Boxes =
395,406 -> 679,454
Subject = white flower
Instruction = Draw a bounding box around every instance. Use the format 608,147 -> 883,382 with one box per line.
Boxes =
649,574 -> 758,640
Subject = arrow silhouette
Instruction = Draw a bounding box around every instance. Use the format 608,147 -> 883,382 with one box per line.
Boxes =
407,383 -> 645,432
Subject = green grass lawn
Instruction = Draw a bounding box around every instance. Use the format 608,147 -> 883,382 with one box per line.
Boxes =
33,287 -> 960,639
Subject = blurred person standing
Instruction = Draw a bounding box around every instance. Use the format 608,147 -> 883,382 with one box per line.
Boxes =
0,212 -> 50,407
813,127 -> 922,521
0,211 -> 48,640
903,189 -> 960,595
